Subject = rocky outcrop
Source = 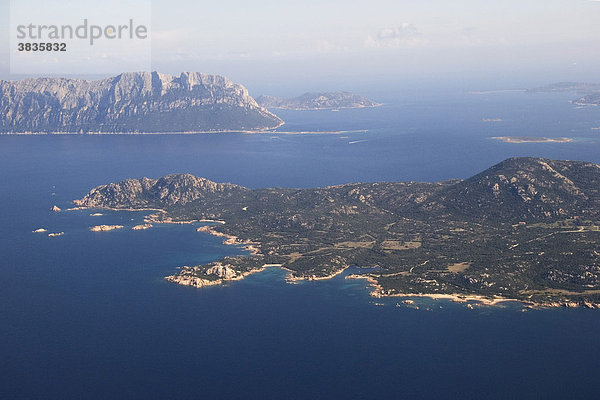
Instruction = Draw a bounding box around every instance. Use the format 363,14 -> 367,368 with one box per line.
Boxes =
90,224 -> 124,232
206,264 -> 239,280
256,92 -> 381,110
165,267 -> 222,288
0,71 -> 283,132
164,263 -> 243,287
132,223 -> 152,230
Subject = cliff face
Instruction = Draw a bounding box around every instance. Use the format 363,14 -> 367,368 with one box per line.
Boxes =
0,72 -> 283,132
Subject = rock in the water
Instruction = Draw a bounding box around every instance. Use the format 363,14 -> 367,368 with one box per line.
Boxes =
89,225 -> 124,232
132,224 -> 152,230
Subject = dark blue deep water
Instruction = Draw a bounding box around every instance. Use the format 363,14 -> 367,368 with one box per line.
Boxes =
2,91 -> 600,399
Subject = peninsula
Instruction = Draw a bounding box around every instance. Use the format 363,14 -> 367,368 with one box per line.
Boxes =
74,158 -> 600,307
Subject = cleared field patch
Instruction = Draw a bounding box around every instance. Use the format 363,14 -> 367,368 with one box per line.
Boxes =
287,252 -> 303,263
447,262 -> 471,273
334,241 -> 375,249
381,240 -> 422,250
528,219 -> 600,231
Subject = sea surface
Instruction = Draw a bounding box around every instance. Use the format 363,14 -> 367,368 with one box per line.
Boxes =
2,90 -> 600,399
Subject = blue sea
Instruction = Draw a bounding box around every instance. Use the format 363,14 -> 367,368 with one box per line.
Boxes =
2,90 -> 600,399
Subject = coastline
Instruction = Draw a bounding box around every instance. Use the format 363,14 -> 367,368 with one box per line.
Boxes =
164,263 -> 284,288
345,274 -> 600,309
490,136 -> 573,144
195,225 -> 260,255
0,128 -> 373,137
66,205 -> 167,213
0,120 -> 285,135
285,266 -> 348,283
265,104 -> 382,111
67,205 -> 226,225
70,206 -> 600,309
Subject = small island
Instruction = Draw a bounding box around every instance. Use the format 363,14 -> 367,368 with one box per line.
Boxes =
256,92 -> 381,110
90,225 -> 124,232
74,158 -> 600,308
132,223 -> 153,230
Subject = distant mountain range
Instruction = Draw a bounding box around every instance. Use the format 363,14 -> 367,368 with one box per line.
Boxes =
75,157 -> 600,307
256,92 -> 381,110
0,72 -> 283,133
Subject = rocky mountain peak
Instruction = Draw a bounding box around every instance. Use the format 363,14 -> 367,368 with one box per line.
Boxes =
74,174 -> 249,209
426,157 -> 600,221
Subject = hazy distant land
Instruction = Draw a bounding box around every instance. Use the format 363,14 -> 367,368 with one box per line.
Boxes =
529,82 -> 600,106
257,92 -> 381,110
492,136 -> 573,144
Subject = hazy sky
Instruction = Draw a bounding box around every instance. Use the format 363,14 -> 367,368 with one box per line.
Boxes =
1,0 -> 600,94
